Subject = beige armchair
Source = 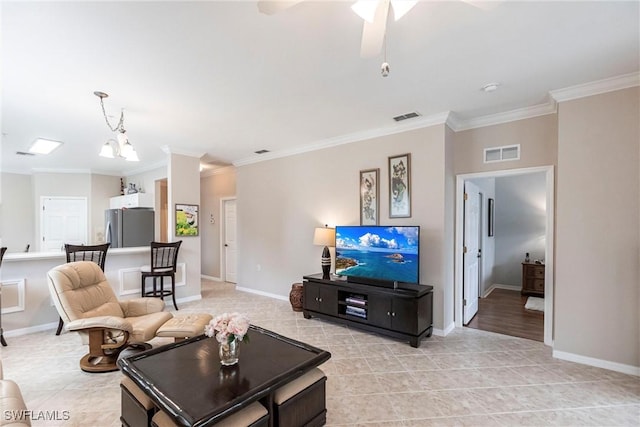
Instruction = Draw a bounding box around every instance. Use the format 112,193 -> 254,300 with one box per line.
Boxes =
47,261 -> 173,373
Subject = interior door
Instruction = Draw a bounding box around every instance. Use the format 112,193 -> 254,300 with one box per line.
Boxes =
41,197 -> 87,251
463,182 -> 481,325
223,199 -> 237,283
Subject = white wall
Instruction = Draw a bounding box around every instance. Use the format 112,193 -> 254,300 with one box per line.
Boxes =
555,87 -> 639,369
237,124 -> 454,331
90,174 -> 122,244
493,172 -> 546,287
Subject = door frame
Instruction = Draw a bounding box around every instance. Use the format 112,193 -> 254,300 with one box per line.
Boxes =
454,165 -> 555,346
220,197 -> 237,283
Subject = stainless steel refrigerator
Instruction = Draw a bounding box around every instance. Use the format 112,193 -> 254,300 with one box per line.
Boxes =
105,208 -> 155,248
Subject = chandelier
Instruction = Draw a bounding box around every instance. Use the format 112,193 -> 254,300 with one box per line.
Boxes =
94,91 -> 139,162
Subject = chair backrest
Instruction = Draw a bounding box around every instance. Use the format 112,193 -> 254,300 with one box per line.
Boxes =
64,243 -> 110,271
150,241 -> 182,273
0,247 -> 6,267
47,261 -> 123,322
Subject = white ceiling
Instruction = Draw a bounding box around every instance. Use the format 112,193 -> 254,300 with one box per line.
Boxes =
2,1 -> 638,176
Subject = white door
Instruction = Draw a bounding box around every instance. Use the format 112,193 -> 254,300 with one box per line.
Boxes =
463,182 -> 481,324
223,199 -> 237,283
41,197 -> 88,251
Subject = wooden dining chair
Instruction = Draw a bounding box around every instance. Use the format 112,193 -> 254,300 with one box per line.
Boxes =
55,243 -> 111,335
141,241 -> 182,310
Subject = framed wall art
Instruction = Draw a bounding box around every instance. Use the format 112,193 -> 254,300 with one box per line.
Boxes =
360,168 -> 379,225
388,153 -> 411,218
488,198 -> 495,237
175,204 -> 199,236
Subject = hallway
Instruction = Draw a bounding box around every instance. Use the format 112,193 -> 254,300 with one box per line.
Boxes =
466,288 -> 544,342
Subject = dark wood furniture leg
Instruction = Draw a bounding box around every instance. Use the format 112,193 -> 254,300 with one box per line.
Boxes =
56,317 -> 64,335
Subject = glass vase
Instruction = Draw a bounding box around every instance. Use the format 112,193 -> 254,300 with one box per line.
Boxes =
219,339 -> 239,366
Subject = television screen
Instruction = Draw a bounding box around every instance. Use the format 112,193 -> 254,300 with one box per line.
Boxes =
335,225 -> 420,284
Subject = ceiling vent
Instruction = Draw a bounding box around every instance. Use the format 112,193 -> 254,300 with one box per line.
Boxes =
254,149 -> 270,154
16,151 -> 35,156
484,144 -> 520,163
393,111 -> 421,122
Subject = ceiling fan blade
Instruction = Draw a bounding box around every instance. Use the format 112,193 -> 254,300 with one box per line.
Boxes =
360,0 -> 390,58
257,0 -> 305,15
459,0 -> 501,11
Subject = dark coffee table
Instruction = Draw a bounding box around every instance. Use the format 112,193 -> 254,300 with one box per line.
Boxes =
118,325 -> 331,427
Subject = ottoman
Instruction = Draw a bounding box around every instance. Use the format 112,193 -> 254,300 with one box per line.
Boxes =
155,314 -> 213,342
151,401 -> 268,427
273,367 -> 326,427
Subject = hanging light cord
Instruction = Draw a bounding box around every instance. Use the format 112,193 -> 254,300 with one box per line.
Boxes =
98,96 -> 125,133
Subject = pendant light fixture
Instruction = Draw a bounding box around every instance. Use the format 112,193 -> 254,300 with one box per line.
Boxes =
94,91 -> 139,161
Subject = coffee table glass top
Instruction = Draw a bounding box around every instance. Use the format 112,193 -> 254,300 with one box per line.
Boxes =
119,325 -> 330,427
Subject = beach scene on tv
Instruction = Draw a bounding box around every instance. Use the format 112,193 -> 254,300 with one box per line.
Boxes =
335,226 -> 419,284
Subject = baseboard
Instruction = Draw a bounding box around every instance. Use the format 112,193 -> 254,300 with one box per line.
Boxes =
235,286 -> 289,302
483,283 -> 521,298
553,350 -> 640,376
4,321 -> 58,337
201,275 -> 222,282
176,294 -> 202,304
433,322 -> 455,337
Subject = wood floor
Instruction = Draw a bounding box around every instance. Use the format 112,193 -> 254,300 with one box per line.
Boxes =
465,288 -> 544,342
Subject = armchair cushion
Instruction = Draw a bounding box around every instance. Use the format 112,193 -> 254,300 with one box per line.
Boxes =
119,297 -> 166,318
128,311 -> 173,342
66,316 -> 133,332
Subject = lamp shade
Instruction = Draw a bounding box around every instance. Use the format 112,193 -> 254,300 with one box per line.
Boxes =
313,227 -> 335,247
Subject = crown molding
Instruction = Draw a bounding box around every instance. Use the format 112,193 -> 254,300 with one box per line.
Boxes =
161,145 -> 205,158
122,159 -> 167,177
233,111 -> 451,167
200,165 -> 235,178
31,168 -> 93,174
550,72 -> 640,102
451,102 -> 557,132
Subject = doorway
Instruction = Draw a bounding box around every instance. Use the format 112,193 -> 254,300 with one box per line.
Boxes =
221,198 -> 237,283
455,166 -> 554,345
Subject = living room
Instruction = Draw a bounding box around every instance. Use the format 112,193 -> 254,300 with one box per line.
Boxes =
1,1 -> 639,426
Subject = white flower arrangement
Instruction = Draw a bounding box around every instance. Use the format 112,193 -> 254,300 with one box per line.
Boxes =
204,312 -> 250,344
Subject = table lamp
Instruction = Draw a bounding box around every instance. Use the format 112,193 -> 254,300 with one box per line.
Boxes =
313,226 -> 335,280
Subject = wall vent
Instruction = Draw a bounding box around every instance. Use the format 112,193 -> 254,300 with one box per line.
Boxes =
16,151 -> 35,156
254,149 -> 270,154
484,144 -> 520,163
393,111 -> 421,122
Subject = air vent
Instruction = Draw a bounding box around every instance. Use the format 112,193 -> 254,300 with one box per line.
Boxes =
16,151 -> 35,156
393,111 -> 421,122
254,149 -> 270,154
484,144 -> 520,163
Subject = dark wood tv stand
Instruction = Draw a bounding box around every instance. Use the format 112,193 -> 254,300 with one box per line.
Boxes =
302,274 -> 433,348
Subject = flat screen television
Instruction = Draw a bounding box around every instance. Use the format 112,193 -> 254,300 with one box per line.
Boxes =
335,225 -> 420,284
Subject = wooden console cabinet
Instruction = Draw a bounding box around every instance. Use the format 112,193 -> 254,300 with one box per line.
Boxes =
521,263 -> 545,297
302,274 -> 433,348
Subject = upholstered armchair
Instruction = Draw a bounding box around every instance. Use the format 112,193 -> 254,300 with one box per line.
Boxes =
47,261 -> 173,373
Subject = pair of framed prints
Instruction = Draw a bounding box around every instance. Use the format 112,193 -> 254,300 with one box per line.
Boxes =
359,153 -> 411,225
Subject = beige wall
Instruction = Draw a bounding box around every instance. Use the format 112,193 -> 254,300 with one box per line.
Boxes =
90,174 -> 121,244
237,125 -> 455,331
200,167 -> 236,278
127,166 -> 168,240
555,87 -> 639,367
454,114 -> 558,174
0,173 -> 34,252
168,153 -> 202,300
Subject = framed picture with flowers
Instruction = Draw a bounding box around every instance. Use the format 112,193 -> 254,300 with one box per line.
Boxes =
389,153 -> 411,218
360,168 -> 379,225
175,204 -> 199,236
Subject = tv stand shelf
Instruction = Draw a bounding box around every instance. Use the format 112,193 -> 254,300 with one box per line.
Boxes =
302,274 -> 433,348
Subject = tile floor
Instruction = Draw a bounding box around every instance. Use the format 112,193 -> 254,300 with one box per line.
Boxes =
1,280 -> 638,426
